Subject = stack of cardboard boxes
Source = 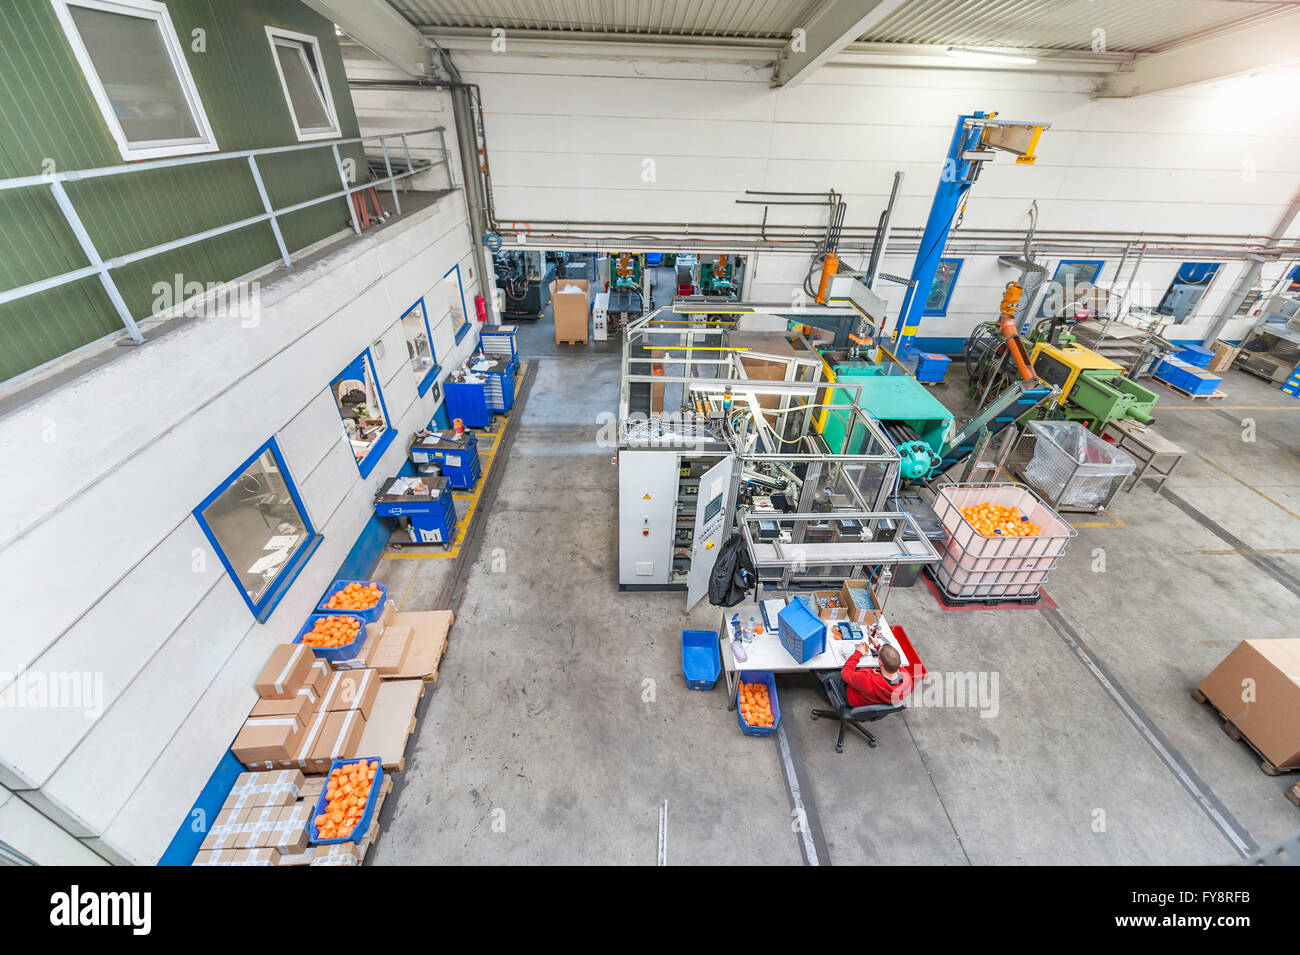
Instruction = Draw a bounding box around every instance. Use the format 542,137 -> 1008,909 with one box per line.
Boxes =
195,592 -> 457,866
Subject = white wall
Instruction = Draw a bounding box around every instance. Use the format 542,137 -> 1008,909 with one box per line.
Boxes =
445,50 -> 1300,344
0,183 -> 482,863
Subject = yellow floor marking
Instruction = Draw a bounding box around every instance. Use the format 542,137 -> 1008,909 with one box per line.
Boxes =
1179,548 -> 1300,556
1160,405 -> 1297,411
379,362 -> 526,560
1072,516 -> 1128,528
1193,452 -> 1300,522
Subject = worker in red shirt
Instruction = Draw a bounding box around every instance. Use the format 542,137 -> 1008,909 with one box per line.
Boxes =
841,635 -> 913,707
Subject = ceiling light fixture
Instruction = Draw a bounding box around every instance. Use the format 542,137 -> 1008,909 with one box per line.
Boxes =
946,47 -> 1038,65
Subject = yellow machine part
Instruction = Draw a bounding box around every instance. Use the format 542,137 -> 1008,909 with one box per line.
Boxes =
1029,341 -> 1122,406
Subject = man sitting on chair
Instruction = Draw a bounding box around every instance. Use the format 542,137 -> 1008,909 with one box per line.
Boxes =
841,635 -> 913,707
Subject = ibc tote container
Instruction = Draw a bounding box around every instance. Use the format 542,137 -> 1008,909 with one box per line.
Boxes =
929,483 -> 1076,601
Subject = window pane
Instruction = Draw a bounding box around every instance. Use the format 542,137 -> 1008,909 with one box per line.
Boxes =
333,355 -> 388,462
275,43 -> 332,131
69,6 -> 201,144
925,259 -> 960,314
402,307 -> 434,382
200,449 -> 309,605
445,271 -> 466,333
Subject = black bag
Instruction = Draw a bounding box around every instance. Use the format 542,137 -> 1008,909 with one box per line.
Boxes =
708,533 -> 755,607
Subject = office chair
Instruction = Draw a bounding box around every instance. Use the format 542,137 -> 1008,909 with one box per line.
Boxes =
810,672 -> 906,753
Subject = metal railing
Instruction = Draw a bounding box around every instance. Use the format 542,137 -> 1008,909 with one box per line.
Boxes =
0,126 -> 450,343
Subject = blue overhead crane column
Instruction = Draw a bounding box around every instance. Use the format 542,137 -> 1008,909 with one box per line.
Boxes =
893,111 -> 992,359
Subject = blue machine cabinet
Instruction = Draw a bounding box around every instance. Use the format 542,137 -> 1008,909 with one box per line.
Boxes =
409,429 -> 482,489
443,376 -> 492,428
479,326 -> 519,364
480,358 -> 516,413
374,475 -> 457,545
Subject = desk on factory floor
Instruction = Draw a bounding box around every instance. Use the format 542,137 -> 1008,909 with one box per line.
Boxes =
1102,418 -> 1187,493
716,600 -> 917,709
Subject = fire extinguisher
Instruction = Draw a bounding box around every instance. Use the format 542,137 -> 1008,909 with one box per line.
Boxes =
475,293 -> 487,324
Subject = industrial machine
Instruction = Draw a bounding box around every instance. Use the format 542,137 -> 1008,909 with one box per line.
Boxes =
606,251 -> 645,334
1028,341 -> 1157,431
592,290 -> 610,341
617,293 -> 961,605
374,475 -> 458,548
700,255 -> 738,297
494,249 -> 556,320
409,428 -> 482,490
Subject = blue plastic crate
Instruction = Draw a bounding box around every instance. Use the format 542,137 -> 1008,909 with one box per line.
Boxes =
309,757 -> 384,845
778,598 -> 826,664
294,612 -> 368,662
681,630 -> 721,690
915,352 -> 951,383
1184,371 -> 1221,396
316,580 -> 388,623
736,670 -> 781,737
1177,344 -> 1214,368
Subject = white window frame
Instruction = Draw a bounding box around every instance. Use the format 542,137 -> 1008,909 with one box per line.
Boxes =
265,25 -> 341,142
51,0 -> 218,161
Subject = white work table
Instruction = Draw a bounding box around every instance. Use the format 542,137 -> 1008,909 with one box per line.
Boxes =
715,599 -> 915,708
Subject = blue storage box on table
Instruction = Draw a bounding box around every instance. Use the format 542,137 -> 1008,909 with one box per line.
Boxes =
914,352 -> 951,383
373,475 -> 457,544
681,630 -> 721,690
316,580 -> 388,623
478,326 -> 519,365
736,670 -> 781,737
1176,343 -> 1214,368
443,376 -> 492,428
409,429 -> 481,490
778,598 -> 826,664
309,757 -> 384,845
294,611 -> 368,662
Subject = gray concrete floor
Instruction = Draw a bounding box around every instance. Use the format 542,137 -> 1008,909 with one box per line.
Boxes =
372,353 -> 1300,866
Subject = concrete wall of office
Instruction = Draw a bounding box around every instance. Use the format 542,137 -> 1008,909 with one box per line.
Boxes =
439,49 -> 1300,343
0,192 -> 482,864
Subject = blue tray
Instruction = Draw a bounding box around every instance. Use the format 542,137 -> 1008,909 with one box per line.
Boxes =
681,630 -> 721,690
309,757 -> 384,845
736,670 -> 781,737
293,612 -> 368,662
316,580 -> 387,623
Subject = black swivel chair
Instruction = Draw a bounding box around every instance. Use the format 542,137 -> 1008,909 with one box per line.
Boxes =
811,672 -> 906,753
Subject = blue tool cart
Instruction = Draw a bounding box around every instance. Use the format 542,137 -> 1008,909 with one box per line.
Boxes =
443,374 -> 492,428
478,326 -> 519,366
408,429 -> 482,490
470,357 -> 516,413
374,475 -> 457,547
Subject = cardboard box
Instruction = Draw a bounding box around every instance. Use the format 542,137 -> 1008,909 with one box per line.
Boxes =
229,769 -> 305,806
310,841 -> 363,866
550,278 -> 590,343
194,847 -> 279,866
369,625 -> 413,676
250,694 -> 316,731
385,610 -> 454,680
307,709 -> 367,774
1198,639 -> 1300,769
255,644 -> 314,700
840,580 -> 881,625
1207,339 -> 1243,374
326,668 -> 379,721
299,660 -> 331,703
811,589 -> 848,622
233,716 -> 304,769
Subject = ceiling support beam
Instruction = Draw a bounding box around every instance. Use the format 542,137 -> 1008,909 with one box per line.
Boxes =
301,0 -> 428,77
772,0 -> 910,87
1097,9 -> 1300,97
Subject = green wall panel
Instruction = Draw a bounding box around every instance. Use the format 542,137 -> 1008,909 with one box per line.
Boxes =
0,0 -> 372,382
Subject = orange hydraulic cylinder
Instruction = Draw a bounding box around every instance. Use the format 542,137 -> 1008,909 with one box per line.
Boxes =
814,252 -> 839,304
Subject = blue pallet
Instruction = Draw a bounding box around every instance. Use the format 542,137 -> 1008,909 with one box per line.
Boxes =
317,579 -> 388,623
681,630 -> 721,690
294,612 -> 368,662
309,758 -> 384,845
736,670 -> 781,736
778,598 -> 826,664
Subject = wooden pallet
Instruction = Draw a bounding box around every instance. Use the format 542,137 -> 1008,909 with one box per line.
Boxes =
356,776 -> 393,862
1287,783 -> 1300,808
556,338 -> 588,346
1156,380 -> 1225,401
1191,688 -> 1298,776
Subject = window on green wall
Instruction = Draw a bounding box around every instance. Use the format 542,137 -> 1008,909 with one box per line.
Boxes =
53,0 -> 218,160
266,26 -> 341,141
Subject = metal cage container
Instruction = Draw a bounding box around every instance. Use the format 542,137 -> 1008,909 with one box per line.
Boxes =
929,482 -> 1076,601
1010,421 -> 1136,512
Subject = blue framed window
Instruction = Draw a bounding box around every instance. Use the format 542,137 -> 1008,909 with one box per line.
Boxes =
1037,260 -> 1105,318
445,264 -> 470,343
923,258 -> 962,316
330,349 -> 396,477
193,438 -> 322,622
401,298 -> 440,395
1157,262 -> 1221,324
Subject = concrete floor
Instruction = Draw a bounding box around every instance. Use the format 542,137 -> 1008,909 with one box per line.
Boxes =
372,347 -> 1300,866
